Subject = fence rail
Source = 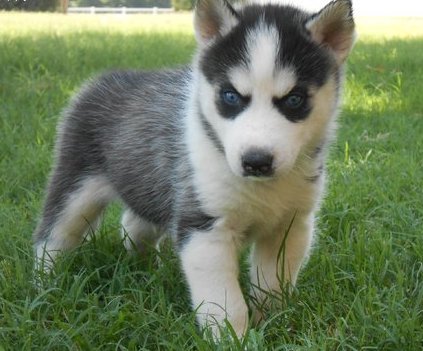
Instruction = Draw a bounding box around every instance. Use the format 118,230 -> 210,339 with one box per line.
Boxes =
68,7 -> 174,14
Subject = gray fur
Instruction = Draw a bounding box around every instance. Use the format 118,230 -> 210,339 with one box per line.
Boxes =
33,68 -> 217,246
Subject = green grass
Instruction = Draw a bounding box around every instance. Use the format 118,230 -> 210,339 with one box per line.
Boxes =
1,12 -> 422,350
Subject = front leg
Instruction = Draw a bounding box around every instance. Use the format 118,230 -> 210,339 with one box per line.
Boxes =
179,222 -> 248,338
250,213 -> 314,313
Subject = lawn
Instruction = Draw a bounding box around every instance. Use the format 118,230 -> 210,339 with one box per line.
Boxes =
0,12 -> 422,350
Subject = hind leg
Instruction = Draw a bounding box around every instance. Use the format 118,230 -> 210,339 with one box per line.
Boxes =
34,175 -> 115,272
120,208 -> 162,254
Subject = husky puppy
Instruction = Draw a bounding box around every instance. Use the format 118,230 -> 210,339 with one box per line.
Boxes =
33,0 -> 355,338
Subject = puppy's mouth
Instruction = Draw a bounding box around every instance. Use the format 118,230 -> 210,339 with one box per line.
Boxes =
243,174 -> 276,182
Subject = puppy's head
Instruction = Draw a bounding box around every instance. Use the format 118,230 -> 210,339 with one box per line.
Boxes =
194,0 -> 356,179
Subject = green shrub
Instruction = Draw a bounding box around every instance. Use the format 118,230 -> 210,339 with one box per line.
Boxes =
171,0 -> 194,11
0,0 -> 60,11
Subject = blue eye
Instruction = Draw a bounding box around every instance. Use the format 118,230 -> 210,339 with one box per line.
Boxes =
284,93 -> 305,109
272,88 -> 310,122
221,90 -> 241,106
218,87 -> 251,119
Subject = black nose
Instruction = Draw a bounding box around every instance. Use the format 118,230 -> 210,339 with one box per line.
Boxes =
242,149 -> 274,177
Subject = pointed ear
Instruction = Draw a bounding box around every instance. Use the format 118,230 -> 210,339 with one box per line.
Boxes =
306,0 -> 356,64
194,0 -> 239,46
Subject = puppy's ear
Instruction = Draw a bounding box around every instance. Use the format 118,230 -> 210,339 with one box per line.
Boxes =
306,0 -> 356,64
194,0 -> 239,46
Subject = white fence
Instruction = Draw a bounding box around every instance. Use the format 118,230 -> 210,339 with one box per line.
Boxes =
68,7 -> 174,15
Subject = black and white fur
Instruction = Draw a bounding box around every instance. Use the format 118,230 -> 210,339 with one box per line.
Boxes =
33,0 -> 356,338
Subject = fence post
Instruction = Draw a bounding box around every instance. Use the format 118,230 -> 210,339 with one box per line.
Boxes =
90,6 -> 95,14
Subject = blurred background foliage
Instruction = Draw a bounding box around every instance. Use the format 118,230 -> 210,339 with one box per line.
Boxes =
0,0 -> 194,10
